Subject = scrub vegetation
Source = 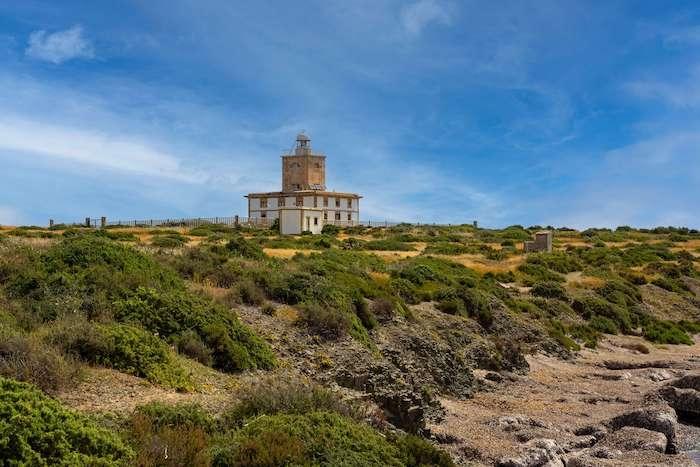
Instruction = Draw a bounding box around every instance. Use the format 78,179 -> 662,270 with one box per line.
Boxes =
0,222 -> 698,464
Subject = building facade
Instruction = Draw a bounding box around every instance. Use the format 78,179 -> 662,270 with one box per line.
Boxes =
524,231 -> 553,253
246,134 -> 361,235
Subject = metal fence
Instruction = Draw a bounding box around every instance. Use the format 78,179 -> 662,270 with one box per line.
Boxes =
47,216 -> 408,230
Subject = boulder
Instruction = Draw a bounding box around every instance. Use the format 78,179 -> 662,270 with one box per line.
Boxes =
598,426 -> 667,453
573,424 -> 607,441
496,415 -> 550,433
605,404 -> 678,453
659,386 -> 700,419
496,438 -> 563,467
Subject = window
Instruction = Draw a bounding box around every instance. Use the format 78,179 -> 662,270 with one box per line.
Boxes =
278,197 -> 285,207
335,212 -> 341,221
323,212 -> 328,220
347,213 -> 352,221
323,197 -> 328,207
314,217 -> 318,225
260,198 -> 268,208
347,198 -> 352,208
261,212 -> 267,218
335,198 -> 340,208
295,196 -> 303,207
315,162 -> 322,168
313,196 -> 318,207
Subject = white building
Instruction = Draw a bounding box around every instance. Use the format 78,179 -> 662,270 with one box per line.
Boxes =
246,134 -> 361,235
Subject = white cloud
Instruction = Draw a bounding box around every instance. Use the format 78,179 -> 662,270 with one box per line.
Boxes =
25,25 -> 94,64
400,0 -> 452,36
0,116 -> 202,182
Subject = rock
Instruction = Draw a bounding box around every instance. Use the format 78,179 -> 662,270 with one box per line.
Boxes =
605,404 -> 678,453
574,424 -> 607,441
496,438 -> 563,467
564,447 -> 622,467
659,386 -> 700,419
374,389 -> 426,433
668,374 -> 700,391
485,371 -> 504,382
564,435 -> 597,451
646,369 -> 674,382
598,426 -> 667,453
496,415 -> 550,432
602,360 -> 672,370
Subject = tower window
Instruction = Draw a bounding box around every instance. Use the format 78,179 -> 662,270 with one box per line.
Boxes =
323,197 -> 328,207
278,197 -> 285,207
335,198 -> 340,208
347,199 -> 352,208
323,212 -> 328,220
295,196 -> 303,207
335,212 -> 341,220
260,198 -> 268,208
347,213 -> 352,221
314,217 -> 318,225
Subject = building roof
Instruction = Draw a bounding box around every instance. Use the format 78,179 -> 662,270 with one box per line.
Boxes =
245,190 -> 362,198
296,133 -> 310,142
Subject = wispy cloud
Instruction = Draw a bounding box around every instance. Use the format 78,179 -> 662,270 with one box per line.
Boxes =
25,25 -> 94,64
0,116 -> 200,182
400,0 -> 452,36
626,66 -> 700,109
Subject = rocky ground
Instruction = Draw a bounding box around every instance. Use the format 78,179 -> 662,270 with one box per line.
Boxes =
430,334 -> 700,466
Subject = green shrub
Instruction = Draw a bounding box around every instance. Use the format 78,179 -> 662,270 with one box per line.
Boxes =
364,239 -> 415,251
517,263 -> 565,285
173,330 -> 213,366
423,242 -> 470,255
531,281 -> 568,300
0,376 -> 133,465
114,287 -> 275,372
51,321 -> 193,391
226,236 -> 265,259
213,412 -> 404,467
321,224 -> 341,235
643,320 -> 693,345
460,288 -> 494,328
572,296 -> 632,333
569,324 -> 600,348
354,297 -> 378,330
393,433 -> 455,467
151,234 -> 189,248
437,297 -> 466,315
547,321 -> 580,351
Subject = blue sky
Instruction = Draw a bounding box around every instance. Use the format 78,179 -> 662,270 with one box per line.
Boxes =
1,1 -> 699,228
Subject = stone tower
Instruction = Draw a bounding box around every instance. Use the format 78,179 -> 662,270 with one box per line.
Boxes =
281,133 -> 326,191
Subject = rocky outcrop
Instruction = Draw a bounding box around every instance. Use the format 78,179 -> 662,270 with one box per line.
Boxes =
496,438 -> 564,467
659,373 -> 700,423
597,426 -> 667,453
605,404 -> 678,453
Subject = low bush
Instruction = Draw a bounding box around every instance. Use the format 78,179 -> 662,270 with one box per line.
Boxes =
0,333 -> 80,394
393,433 -> 455,467
569,324 -> 600,348
51,321 -> 194,391
214,411 -> 405,466
151,233 -> 189,248
572,296 -> 632,334
298,302 -> 351,339
531,281 -> 568,300
547,320 -> 580,352
0,376 -> 133,465
221,375 -> 368,428
115,287 -> 275,372
133,401 -> 216,433
364,239 -> 415,251
643,320 -> 693,345
354,297 -> 378,330
173,330 -> 213,366
517,263 -> 565,285
321,224 -> 341,235
226,236 -> 265,260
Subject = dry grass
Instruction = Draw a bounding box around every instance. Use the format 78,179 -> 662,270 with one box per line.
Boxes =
440,254 -> 525,274
368,250 -> 422,261
264,248 -> 308,259
566,272 -> 605,289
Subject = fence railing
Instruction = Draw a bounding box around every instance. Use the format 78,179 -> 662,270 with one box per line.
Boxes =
48,216 -> 413,230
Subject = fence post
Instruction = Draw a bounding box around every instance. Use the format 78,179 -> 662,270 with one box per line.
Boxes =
85,217 -> 91,228
101,217 -> 106,228
49,219 -> 54,228
234,215 -> 239,227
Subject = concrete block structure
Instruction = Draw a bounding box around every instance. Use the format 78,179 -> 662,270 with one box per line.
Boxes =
524,231 -> 553,253
246,133 -> 361,235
